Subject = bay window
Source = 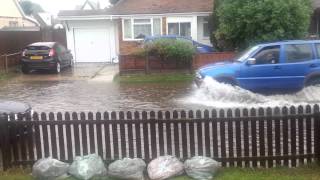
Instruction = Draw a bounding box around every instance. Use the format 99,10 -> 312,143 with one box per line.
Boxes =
122,18 -> 162,40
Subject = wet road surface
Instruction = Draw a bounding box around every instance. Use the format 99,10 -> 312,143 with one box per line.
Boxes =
1,64 -> 320,113
0,63 -> 196,112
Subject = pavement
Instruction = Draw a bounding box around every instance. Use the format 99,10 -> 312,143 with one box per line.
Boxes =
90,64 -> 119,82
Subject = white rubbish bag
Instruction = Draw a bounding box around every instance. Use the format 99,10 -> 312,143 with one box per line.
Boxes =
68,154 -> 107,180
147,156 -> 184,180
108,158 -> 146,179
184,156 -> 220,180
32,157 -> 70,180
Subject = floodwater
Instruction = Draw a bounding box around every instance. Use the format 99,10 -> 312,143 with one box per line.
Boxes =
184,77 -> 320,109
1,69 -> 320,112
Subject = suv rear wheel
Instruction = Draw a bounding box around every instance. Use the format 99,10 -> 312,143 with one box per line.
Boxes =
306,77 -> 320,86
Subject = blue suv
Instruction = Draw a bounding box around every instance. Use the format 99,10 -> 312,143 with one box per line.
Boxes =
195,40 -> 320,92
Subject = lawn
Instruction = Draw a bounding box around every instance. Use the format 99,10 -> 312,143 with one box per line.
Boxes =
113,72 -> 194,83
3,164 -> 320,180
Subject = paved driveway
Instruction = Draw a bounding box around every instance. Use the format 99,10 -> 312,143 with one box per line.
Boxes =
13,63 -> 117,82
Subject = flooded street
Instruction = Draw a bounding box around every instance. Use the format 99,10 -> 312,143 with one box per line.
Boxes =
1,64 -> 320,112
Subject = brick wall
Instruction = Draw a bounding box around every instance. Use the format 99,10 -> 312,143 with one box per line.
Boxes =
193,52 -> 235,69
119,52 -> 236,73
162,17 -> 167,35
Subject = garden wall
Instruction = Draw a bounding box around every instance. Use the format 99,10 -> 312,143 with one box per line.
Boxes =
119,52 -> 236,73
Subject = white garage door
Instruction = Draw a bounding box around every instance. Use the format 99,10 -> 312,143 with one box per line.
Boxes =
74,28 -> 116,63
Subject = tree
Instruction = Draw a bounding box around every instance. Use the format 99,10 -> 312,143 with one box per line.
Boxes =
19,0 -> 44,16
212,0 -> 312,51
109,0 -> 119,5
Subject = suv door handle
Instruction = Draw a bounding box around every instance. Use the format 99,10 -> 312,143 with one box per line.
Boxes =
274,66 -> 281,69
310,64 -> 317,68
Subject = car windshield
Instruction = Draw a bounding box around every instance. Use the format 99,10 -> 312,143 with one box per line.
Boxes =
235,45 -> 260,62
26,46 -> 50,51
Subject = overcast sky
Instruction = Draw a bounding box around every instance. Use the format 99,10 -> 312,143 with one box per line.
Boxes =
30,0 -> 110,15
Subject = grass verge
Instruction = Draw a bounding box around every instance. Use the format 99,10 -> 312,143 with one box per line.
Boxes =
3,164 -> 320,180
113,72 -> 194,83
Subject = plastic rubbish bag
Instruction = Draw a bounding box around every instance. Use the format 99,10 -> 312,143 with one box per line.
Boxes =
68,154 -> 107,180
32,157 -> 69,180
108,158 -> 146,180
184,156 -> 220,180
147,156 -> 184,180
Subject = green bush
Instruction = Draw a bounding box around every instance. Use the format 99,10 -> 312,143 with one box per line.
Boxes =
212,0 -> 312,50
144,39 -> 196,67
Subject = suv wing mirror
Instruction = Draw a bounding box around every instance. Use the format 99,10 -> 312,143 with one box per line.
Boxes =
247,58 -> 256,65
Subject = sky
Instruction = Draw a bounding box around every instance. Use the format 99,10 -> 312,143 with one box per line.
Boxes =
30,0 -> 111,15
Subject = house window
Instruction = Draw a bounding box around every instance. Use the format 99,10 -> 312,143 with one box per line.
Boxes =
122,18 -> 162,40
203,22 -> 209,37
168,22 -> 191,37
133,19 -> 152,39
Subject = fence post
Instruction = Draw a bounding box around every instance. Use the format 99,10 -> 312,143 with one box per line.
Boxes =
314,105 -> 320,164
0,113 -> 11,170
4,55 -> 8,73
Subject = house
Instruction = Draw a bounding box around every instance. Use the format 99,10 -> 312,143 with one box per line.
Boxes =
0,0 -> 39,30
76,0 -> 101,10
58,0 -> 213,63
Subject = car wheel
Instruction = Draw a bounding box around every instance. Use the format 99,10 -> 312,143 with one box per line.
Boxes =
306,77 -> 320,86
54,62 -> 61,74
217,78 -> 237,86
21,66 -> 30,74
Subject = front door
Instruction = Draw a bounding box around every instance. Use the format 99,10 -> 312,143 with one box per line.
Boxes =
239,45 -> 283,91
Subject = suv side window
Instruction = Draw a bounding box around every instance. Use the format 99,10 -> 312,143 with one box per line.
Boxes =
253,45 -> 280,65
315,44 -> 320,58
285,44 -> 313,63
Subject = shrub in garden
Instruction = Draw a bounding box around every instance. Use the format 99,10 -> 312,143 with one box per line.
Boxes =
144,39 -> 196,68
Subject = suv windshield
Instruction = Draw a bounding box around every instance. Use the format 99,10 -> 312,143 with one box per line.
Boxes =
235,45 -> 260,62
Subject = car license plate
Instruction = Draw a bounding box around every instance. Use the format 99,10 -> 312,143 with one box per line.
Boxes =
30,56 -> 43,60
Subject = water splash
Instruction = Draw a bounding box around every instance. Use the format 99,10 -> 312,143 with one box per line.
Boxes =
184,77 -> 320,108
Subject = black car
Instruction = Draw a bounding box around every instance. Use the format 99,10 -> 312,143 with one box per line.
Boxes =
0,100 -> 32,120
21,42 -> 73,74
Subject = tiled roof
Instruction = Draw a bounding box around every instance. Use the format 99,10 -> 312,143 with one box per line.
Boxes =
59,0 -> 213,17
111,0 -> 213,15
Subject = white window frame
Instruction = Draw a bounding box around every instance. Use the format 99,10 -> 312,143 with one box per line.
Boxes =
167,22 -> 192,37
122,17 -> 162,41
